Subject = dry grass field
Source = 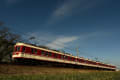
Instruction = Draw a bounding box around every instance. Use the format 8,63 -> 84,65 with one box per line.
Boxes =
0,64 -> 120,80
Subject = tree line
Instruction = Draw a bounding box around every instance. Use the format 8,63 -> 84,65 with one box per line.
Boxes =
0,21 -> 74,63
0,21 -> 54,62
0,22 -> 21,62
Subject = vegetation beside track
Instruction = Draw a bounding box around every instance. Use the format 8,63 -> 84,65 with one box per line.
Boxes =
0,71 -> 120,80
0,64 -> 120,80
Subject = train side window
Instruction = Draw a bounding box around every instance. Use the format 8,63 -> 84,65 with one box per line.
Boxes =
22,46 -> 25,52
48,52 -> 52,56
45,52 -> 49,56
41,51 -> 45,56
66,56 -> 68,59
31,48 -> 34,54
46,52 -> 51,57
64,56 -> 66,59
72,58 -> 75,61
64,56 -> 68,60
34,49 -> 37,54
54,54 -> 58,58
61,55 -> 64,59
69,57 -> 72,61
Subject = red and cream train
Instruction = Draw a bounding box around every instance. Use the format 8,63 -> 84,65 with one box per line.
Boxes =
12,42 -> 116,71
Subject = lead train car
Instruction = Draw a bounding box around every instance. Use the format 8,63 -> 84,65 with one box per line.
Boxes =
12,42 -> 116,71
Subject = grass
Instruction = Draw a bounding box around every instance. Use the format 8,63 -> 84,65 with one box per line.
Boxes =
0,64 -> 120,80
0,71 -> 120,80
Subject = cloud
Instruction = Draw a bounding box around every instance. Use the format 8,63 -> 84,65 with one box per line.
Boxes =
45,0 -> 99,26
53,0 -> 80,17
22,31 -> 107,50
46,0 -> 81,25
46,36 -> 79,49
22,32 -> 79,49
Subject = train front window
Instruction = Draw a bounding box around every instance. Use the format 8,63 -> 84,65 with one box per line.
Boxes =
16,46 -> 20,52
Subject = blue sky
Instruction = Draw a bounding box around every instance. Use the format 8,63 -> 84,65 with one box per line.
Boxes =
0,0 -> 120,67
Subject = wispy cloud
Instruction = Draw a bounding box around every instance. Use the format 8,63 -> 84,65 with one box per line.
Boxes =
46,36 -> 79,49
45,0 -> 99,26
46,0 -> 80,25
22,31 -> 109,51
23,32 -> 79,49
52,0 -> 80,17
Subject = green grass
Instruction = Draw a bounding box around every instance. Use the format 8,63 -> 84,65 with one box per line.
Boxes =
0,72 -> 120,80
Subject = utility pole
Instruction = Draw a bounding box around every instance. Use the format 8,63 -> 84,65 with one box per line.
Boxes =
76,47 -> 79,62
76,47 -> 79,58
94,57 -> 99,62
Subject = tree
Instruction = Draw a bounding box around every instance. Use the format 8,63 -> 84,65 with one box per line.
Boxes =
0,22 -> 21,62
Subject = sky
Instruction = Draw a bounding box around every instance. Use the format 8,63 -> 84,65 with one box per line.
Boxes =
0,0 -> 120,68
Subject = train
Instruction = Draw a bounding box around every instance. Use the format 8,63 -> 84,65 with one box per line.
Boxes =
12,42 -> 116,71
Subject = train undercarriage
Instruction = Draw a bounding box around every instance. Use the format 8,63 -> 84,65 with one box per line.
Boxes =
13,58 -> 115,71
